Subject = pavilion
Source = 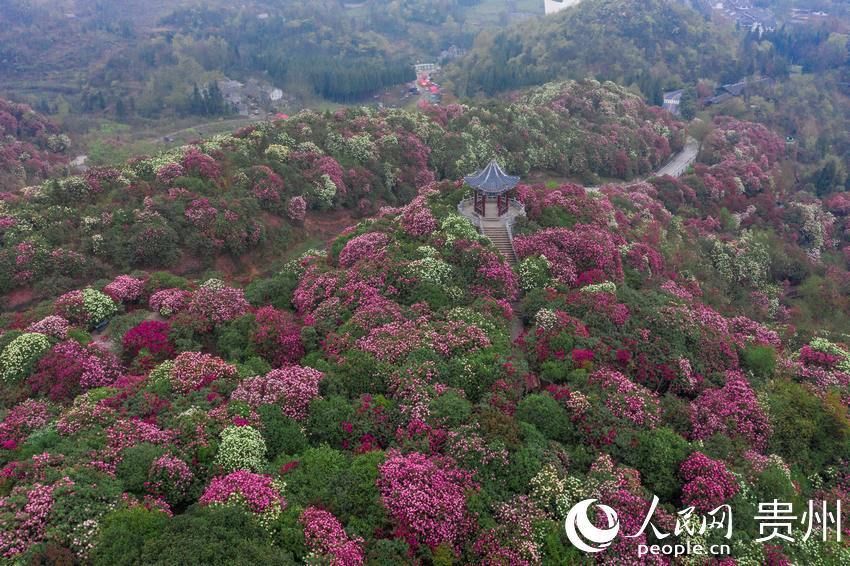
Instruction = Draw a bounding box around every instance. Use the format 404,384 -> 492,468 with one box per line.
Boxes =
462,159 -> 521,219
457,159 -> 526,264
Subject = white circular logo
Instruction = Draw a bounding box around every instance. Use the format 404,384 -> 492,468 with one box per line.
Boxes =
564,499 -> 620,554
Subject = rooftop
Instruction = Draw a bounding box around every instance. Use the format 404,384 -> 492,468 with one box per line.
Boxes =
464,160 -> 520,195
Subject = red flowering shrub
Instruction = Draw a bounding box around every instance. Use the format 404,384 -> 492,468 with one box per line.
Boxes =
181,147 -> 221,179
122,320 -> 174,365
156,162 -> 186,185
251,307 -> 304,367
27,341 -> 121,402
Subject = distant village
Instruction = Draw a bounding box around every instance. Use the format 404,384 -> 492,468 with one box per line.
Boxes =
218,78 -> 296,119
662,76 -> 777,118
706,2 -> 830,34
543,0 -> 831,31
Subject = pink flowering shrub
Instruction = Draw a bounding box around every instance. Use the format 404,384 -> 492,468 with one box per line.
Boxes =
514,225 -> 624,287
230,366 -> 324,420
287,195 -> 307,222
170,351 -> 237,394
186,280 -> 250,330
52,290 -> 87,325
690,371 -> 771,450
0,400 -> 51,450
146,454 -> 194,504
357,318 -> 491,363
400,195 -> 437,237
679,452 -> 739,512
249,166 -> 285,208
26,316 -> 70,340
338,232 -> 390,268
28,340 -> 121,402
149,288 -> 191,317
300,507 -> 365,566
103,275 -> 145,303
106,418 -> 174,453
199,470 -> 285,515
184,198 -> 218,230
477,253 -> 519,301
588,368 -> 660,428
377,451 -> 477,550
0,477 -> 74,558
473,496 -> 546,565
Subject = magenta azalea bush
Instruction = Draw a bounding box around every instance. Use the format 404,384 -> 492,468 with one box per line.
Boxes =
230,366 -> 323,420
199,470 -> 285,515
377,451 -> 478,550
300,507 -> 365,566
679,452 -> 740,512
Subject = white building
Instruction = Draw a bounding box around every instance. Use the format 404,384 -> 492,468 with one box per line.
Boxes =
545,0 -> 582,15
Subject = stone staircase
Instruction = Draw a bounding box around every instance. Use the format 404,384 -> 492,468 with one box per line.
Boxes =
481,221 -> 517,265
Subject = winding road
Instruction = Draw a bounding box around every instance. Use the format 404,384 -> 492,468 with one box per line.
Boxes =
587,137 -> 699,192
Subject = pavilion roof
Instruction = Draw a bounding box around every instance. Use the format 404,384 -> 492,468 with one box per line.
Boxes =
464,159 -> 520,195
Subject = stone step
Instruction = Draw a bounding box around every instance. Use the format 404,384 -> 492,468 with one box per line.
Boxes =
480,225 -> 517,265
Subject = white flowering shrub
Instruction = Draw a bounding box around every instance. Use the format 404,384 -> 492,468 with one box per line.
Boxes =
580,281 -> 617,294
264,144 -> 290,162
214,425 -> 267,472
0,332 -> 52,382
440,214 -> 479,244
313,174 -> 337,209
82,288 -> 118,325
518,256 -> 551,291
405,257 -> 455,286
534,308 -> 558,331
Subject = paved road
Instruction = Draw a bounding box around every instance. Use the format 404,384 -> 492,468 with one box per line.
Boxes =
655,137 -> 700,178
588,137 -> 699,192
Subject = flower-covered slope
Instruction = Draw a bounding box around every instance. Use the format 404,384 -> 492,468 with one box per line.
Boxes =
2,110 -> 850,564
0,80 -> 681,301
0,97 -> 69,191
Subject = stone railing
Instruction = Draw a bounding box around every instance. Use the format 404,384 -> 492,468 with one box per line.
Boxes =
505,199 -> 525,248
457,196 -> 481,228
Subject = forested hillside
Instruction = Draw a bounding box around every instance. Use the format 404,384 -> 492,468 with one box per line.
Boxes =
0,81 -> 681,302
3,104 -> 850,563
446,0 -> 742,100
